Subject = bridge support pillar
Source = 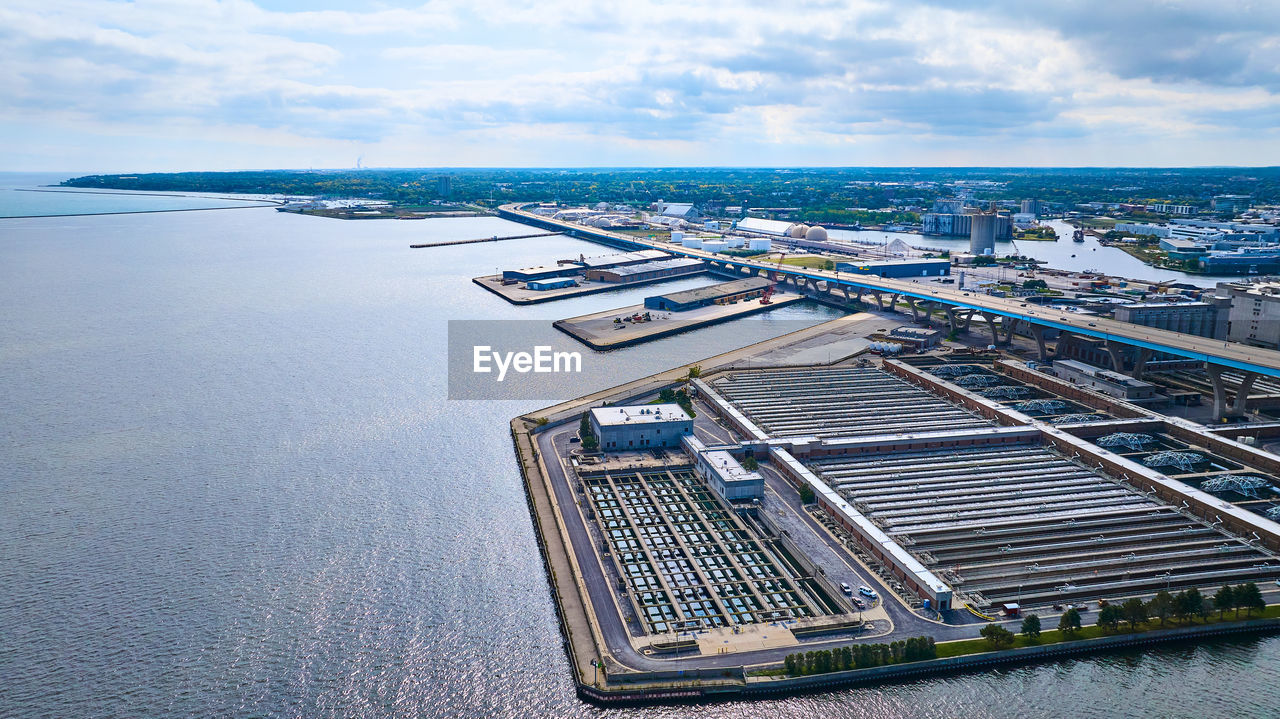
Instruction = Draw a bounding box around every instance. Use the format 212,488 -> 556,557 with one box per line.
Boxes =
1206,365 -> 1258,420
980,311 -> 1001,346
841,285 -> 850,302
906,297 -> 920,323
960,309 -> 975,333
871,292 -> 885,311
1030,326 -> 1049,362
1105,340 -> 1128,373
888,293 -> 900,314
944,306 -> 962,335
1132,348 -> 1155,380
1002,317 -> 1016,345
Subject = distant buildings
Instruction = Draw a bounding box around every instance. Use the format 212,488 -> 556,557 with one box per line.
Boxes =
437,175 -> 452,198
1147,203 -> 1195,215
1212,195 -> 1251,213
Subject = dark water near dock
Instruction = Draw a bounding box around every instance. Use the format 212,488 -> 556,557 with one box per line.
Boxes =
3,182 -> 1279,717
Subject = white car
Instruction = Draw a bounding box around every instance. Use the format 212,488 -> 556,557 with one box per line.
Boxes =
858,585 -> 877,599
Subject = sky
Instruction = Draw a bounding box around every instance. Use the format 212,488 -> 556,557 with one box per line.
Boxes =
2,0 -> 1279,172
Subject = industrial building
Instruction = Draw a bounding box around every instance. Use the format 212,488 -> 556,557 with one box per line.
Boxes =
1113,299 -> 1229,340
590,404 -> 693,450
643,277 -> 772,312
887,326 -> 943,350
526,277 -> 577,291
502,263 -> 583,282
577,249 -> 669,269
735,217 -> 794,236
585,257 -> 705,283
682,435 -> 764,502
835,259 -> 950,278
1051,359 -> 1158,400
1219,281 -> 1280,349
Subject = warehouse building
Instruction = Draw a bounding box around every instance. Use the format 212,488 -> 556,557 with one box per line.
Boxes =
585,257 -> 705,283
502,263 -> 583,281
590,404 -> 693,450
644,277 -> 772,311
1051,359 -> 1158,400
835,258 -> 950,278
526,277 -> 577,291
577,249 -> 669,269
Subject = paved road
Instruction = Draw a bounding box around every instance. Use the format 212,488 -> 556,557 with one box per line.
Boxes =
501,205 -> 1280,377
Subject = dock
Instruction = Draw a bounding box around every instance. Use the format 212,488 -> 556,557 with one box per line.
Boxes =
553,291 -> 803,350
409,232 -> 561,249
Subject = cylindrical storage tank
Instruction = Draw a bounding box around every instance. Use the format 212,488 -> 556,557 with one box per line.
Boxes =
724,236 -> 743,248
970,214 -> 996,255
748,237 -> 772,251
805,225 -> 828,241
702,240 -> 728,253
671,231 -> 684,243
789,223 -> 809,238
682,236 -> 703,249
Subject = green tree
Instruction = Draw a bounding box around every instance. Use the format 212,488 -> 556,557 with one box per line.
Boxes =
1058,607 -> 1083,636
1121,598 -> 1148,630
1147,590 -> 1175,627
658,387 -> 676,403
1020,614 -> 1042,640
784,653 -> 797,675
1215,584 -> 1235,619
1175,588 -> 1204,624
839,645 -> 853,670
980,624 -> 1015,649
741,456 -> 759,470
1021,279 -> 1048,290
798,484 -> 816,504
1097,604 -> 1121,631
578,411 -> 599,451
1236,582 -> 1265,618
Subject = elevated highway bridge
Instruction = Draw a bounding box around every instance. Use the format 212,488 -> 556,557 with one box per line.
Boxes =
499,204 -> 1280,418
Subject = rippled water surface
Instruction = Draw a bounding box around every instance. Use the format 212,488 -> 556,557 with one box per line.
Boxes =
3,185 -> 1279,718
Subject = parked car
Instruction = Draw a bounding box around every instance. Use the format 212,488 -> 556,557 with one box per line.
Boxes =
858,586 -> 877,599
853,598 -> 867,609
840,582 -> 853,595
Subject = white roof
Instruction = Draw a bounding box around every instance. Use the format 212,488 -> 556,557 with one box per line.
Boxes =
591,404 -> 691,427
703,450 -> 763,484
736,217 -> 793,235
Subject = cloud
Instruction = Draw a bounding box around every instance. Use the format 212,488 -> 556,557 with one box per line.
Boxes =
1,0 -> 1278,169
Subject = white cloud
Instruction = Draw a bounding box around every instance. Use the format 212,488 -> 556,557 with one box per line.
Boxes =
0,0 -> 1277,170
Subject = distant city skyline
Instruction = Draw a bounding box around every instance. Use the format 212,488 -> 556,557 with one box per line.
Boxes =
3,0 -> 1279,172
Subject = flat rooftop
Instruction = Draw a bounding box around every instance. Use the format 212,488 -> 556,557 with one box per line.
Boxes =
648,277 -> 771,305
580,249 -> 669,268
598,258 -> 704,277
591,404 -> 690,427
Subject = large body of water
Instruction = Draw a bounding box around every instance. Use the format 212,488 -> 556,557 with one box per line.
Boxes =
3,175 -> 1279,717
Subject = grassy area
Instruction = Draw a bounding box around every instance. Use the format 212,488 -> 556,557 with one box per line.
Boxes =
776,255 -> 850,269
1075,216 -> 1118,229
936,604 -> 1280,659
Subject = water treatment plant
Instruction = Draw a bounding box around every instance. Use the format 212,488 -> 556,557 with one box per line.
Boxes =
493,203 -> 1280,703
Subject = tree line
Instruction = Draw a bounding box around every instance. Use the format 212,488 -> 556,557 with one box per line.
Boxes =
783,636 -> 937,676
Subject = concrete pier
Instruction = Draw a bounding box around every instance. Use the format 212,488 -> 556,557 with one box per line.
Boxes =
553,292 -> 802,350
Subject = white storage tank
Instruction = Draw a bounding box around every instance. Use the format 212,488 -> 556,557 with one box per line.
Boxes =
748,237 -> 772,251
702,240 -> 728,253
682,236 -> 703,249
671,231 -> 684,244
724,236 -> 744,248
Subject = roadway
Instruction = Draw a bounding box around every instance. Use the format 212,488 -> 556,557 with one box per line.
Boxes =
499,204 -> 1280,378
